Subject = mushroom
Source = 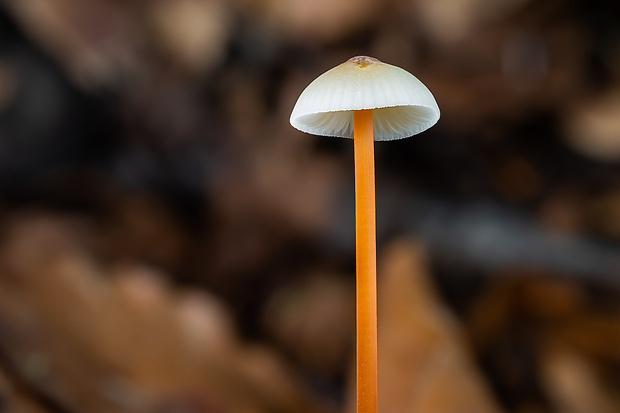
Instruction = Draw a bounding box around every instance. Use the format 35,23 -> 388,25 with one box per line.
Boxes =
290,56 -> 439,413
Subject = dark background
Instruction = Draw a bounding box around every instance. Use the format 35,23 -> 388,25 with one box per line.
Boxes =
0,0 -> 619,412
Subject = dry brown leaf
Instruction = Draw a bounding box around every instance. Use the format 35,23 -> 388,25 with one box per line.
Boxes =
552,314 -> 620,361
0,364 -> 52,413
413,0 -> 528,46
148,0 -> 231,75
259,0 -> 380,43
540,344 -> 620,413
0,213 -> 331,413
262,275 -> 355,375
564,88 -> 620,161
347,238 -> 504,413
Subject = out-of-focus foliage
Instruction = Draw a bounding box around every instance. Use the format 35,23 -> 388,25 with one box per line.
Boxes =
0,0 -> 620,412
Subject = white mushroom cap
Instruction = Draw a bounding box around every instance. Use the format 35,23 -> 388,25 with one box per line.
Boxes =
290,56 -> 440,141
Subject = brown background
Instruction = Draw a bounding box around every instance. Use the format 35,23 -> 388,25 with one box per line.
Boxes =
0,1 -> 619,412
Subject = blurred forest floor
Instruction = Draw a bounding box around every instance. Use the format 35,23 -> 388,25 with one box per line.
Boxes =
1,0 -> 620,412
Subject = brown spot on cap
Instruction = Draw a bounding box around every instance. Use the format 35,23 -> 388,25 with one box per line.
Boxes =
348,56 -> 381,68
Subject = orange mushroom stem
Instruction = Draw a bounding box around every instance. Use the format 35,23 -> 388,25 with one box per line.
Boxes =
354,109 -> 377,413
